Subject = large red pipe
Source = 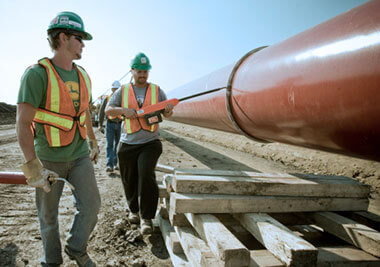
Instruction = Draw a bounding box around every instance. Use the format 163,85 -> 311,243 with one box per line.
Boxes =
168,0 -> 380,162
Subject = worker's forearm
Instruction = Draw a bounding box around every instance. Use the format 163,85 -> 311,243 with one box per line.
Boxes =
105,106 -> 126,117
98,100 -> 106,126
98,114 -> 104,127
16,119 -> 36,162
16,103 -> 38,162
85,109 -> 96,140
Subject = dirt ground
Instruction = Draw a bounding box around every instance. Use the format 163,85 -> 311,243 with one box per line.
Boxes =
0,104 -> 379,266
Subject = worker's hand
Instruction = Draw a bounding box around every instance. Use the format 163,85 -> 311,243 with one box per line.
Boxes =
20,158 -> 59,193
163,103 -> 174,117
88,138 -> 100,164
98,126 -> 105,134
123,108 -> 137,118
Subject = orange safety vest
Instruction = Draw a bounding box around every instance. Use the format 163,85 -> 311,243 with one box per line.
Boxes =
121,83 -> 159,134
106,94 -> 122,121
33,58 -> 91,147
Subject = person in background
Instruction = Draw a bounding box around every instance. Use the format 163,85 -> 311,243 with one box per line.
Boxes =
98,81 -> 122,172
16,11 -> 100,267
105,52 -> 174,235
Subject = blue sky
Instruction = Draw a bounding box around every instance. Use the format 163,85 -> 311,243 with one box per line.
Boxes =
0,0 -> 368,105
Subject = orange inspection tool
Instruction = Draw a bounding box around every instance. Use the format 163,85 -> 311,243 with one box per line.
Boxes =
135,87 -> 225,125
136,98 -> 179,117
136,98 -> 179,126
0,172 -> 75,190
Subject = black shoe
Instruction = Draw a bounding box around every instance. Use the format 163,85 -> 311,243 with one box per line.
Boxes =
106,166 -> 113,172
64,246 -> 96,267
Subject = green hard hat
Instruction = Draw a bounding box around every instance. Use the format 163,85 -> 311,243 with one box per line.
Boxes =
48,11 -> 92,40
130,53 -> 151,70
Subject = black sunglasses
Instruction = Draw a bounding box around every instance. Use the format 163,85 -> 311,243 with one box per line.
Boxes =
72,34 -> 83,43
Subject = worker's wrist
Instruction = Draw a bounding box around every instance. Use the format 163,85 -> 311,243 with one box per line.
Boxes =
88,138 -> 98,148
21,157 -> 43,179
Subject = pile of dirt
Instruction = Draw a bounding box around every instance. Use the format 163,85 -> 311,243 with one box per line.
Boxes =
0,102 -> 16,125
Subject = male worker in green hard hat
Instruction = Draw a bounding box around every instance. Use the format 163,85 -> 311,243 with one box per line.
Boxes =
105,52 -> 174,235
16,11 -> 100,267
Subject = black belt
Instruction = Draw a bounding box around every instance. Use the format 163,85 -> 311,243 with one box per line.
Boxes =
107,119 -> 122,123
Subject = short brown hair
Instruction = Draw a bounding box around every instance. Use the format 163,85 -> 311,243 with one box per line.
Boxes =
47,29 -> 62,50
47,29 -> 81,50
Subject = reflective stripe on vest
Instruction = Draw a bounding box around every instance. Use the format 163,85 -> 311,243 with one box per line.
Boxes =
34,58 -> 90,147
121,83 -> 159,134
34,109 -> 86,131
76,65 -> 92,100
122,85 -> 132,133
150,85 -> 157,132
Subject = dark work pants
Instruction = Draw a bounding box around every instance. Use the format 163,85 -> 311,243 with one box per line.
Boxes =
117,139 -> 162,219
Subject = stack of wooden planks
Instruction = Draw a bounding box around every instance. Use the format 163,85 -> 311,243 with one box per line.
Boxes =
155,166 -> 380,267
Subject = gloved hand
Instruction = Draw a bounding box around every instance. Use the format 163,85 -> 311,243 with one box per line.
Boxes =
88,138 -> 100,164
20,158 -> 59,193
163,103 -> 174,117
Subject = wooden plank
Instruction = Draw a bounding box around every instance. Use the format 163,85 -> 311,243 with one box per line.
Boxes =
170,231 -> 184,254
250,250 -> 284,267
170,213 -> 190,227
339,211 -> 380,231
250,247 -> 380,267
234,213 -> 317,267
184,213 -> 250,267
163,196 -> 190,227
169,193 -> 369,215
161,177 -> 189,226
215,214 -> 265,250
157,214 -> 190,267
174,225 -> 223,267
175,169 -> 291,177
305,212 -> 380,257
318,246 -> 380,266
159,204 -> 169,220
175,169 -> 362,183
156,163 -> 175,173
288,224 -> 340,246
158,183 -> 169,198
171,174 -> 369,197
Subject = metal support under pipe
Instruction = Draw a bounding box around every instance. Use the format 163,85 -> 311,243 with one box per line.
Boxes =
167,0 -> 380,162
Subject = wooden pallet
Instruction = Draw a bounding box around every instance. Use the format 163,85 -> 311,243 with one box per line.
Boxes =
156,167 -> 380,267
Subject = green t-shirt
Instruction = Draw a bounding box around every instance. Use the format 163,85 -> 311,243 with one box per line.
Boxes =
17,60 -> 90,162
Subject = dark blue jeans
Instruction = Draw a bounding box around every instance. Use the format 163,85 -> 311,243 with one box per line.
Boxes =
106,120 -> 121,168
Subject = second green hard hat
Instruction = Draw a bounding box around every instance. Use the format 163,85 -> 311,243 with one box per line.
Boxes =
130,53 -> 151,70
48,11 -> 92,40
